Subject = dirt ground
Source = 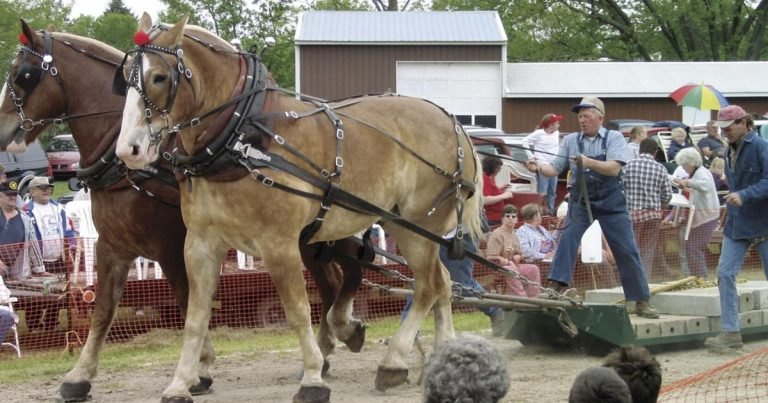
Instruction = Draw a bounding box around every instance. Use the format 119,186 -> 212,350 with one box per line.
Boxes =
6,328 -> 767,403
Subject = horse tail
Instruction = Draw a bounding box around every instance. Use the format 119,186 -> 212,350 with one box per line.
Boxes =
462,143 -> 484,243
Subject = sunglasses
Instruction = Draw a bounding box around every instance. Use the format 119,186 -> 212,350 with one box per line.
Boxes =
504,213 -> 517,219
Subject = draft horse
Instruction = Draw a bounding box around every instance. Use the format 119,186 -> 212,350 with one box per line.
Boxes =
114,14 -> 482,403
0,21 -> 368,402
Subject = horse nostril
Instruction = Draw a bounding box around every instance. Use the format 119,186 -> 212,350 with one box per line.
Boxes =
131,145 -> 140,156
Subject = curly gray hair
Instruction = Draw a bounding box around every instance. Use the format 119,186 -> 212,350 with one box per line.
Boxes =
674,147 -> 703,169
423,334 -> 510,403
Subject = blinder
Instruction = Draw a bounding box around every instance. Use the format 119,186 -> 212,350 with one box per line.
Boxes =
13,61 -> 42,94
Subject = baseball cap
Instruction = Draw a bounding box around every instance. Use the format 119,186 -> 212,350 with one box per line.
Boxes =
715,105 -> 748,128
0,180 -> 19,194
538,113 -> 564,129
29,176 -> 54,189
571,96 -> 605,115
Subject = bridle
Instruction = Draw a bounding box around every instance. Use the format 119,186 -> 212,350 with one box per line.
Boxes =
113,24 -> 194,148
5,31 -> 61,131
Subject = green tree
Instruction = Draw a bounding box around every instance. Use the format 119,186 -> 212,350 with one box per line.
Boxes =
93,13 -> 138,51
312,0 -> 372,10
105,0 -> 133,16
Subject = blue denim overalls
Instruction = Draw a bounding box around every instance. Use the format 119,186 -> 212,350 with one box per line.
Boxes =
549,133 -> 651,301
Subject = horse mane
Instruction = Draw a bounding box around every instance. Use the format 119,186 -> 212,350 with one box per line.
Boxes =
55,32 -> 124,60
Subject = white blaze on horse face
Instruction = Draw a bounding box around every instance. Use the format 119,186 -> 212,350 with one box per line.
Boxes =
116,57 -> 157,169
0,82 -> 22,146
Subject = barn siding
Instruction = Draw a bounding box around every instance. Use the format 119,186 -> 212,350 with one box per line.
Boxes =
299,45 -> 501,100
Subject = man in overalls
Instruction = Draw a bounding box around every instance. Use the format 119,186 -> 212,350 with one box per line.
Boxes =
526,96 -> 659,319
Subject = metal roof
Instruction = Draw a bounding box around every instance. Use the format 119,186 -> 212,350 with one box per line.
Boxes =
295,11 -> 507,45
506,62 -> 768,98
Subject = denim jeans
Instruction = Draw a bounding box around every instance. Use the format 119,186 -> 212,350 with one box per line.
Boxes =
0,309 -> 14,342
537,173 -> 557,216
400,239 -> 500,322
716,236 -> 768,332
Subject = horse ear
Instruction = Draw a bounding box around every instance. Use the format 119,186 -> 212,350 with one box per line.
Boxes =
165,15 -> 189,47
46,24 -> 57,32
19,19 -> 38,47
138,12 -> 152,32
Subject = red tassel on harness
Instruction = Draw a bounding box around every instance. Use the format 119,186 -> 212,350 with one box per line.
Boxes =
18,33 -> 29,45
133,31 -> 150,46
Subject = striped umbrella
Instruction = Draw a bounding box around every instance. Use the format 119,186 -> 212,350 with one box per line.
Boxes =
669,83 -> 729,110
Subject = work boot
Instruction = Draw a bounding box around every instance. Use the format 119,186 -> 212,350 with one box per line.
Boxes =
635,300 -> 660,319
704,332 -> 743,351
491,310 -> 505,338
546,280 -> 581,301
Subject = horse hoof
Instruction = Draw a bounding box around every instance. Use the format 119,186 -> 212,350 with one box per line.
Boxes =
342,322 -> 367,353
292,385 -> 331,403
160,396 -> 194,403
56,381 -> 92,402
296,360 -> 331,380
188,376 -> 213,395
375,367 -> 408,391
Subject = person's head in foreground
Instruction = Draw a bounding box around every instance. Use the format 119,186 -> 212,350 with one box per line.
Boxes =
603,346 -> 662,403
423,334 -> 510,403
569,366 -> 632,403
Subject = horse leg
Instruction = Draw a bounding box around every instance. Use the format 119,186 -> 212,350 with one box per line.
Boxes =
161,234 -> 225,402
327,239 -> 366,352
158,249 -> 216,396
300,242 -> 341,375
57,241 -> 134,402
374,228 -> 453,391
264,245 -> 330,403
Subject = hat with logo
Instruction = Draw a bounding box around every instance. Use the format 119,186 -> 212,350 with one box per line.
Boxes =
715,105 -> 749,128
29,176 -> 54,189
538,113 -> 564,129
0,180 -> 19,194
571,96 -> 605,115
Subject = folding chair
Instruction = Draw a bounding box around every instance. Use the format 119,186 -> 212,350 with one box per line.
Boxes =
0,297 -> 21,358
669,191 -> 696,241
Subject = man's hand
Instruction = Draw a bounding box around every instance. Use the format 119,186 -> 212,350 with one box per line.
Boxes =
724,192 -> 743,207
573,154 -> 594,169
525,159 -> 539,173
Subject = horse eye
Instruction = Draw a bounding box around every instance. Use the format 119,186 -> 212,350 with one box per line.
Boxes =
153,74 -> 167,85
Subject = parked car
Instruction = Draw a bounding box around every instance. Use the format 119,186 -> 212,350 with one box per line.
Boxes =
46,134 -> 79,177
605,119 -> 655,134
0,139 -> 51,184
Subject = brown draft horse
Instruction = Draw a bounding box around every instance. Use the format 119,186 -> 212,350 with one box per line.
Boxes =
0,21 -> 368,402
115,14 -> 482,403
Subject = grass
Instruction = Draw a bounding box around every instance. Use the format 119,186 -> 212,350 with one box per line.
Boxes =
52,179 -> 71,199
0,311 -> 489,384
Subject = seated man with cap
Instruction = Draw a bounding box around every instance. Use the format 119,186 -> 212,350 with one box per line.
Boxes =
525,96 -> 659,319
24,176 -> 76,275
0,180 -> 47,279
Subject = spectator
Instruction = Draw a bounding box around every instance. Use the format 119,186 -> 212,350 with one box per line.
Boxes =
698,120 -> 727,168
516,203 -> 558,262
709,157 -> 729,204
568,367 -> 632,403
626,125 -> 647,159
603,346 -> 662,403
705,105 -> 768,351
482,156 -> 514,226
623,139 -> 672,280
0,181 -> 47,279
667,127 -> 692,162
422,334 -> 509,403
0,274 -> 18,345
525,96 -> 659,318
523,113 -> 563,216
485,205 -> 541,298
25,176 -> 76,274
672,148 -> 721,279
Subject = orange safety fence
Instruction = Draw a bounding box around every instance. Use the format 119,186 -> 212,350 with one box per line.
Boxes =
0,206 -> 762,360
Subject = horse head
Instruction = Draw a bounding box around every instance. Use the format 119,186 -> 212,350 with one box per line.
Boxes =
116,13 -> 242,169
0,20 -> 124,156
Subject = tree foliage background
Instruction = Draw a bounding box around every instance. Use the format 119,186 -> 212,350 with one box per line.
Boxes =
1,0 -> 767,89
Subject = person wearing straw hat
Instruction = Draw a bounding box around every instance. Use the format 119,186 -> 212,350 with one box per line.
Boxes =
523,113 -> 563,216
705,105 -> 768,351
525,96 -> 659,318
